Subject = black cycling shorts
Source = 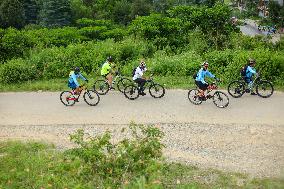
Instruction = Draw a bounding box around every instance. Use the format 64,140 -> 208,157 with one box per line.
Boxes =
195,80 -> 208,90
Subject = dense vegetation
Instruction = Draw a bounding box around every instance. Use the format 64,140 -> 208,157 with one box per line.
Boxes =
0,1 -> 283,89
1,124 -> 283,188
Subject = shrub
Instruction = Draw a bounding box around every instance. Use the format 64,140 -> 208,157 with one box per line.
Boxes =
0,28 -> 35,61
147,50 -> 202,76
68,123 -> 164,188
0,59 -> 38,83
79,26 -> 108,39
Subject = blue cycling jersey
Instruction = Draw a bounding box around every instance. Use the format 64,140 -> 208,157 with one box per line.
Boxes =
195,68 -> 215,84
68,71 -> 87,88
245,66 -> 256,78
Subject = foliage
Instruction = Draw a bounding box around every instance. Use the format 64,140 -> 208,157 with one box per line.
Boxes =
0,132 -> 284,188
129,13 -> 186,49
68,123 -> 164,188
0,28 -> 35,61
38,0 -> 72,27
0,0 -> 25,28
268,1 -> 284,27
0,59 -> 38,83
167,3 -> 235,49
23,0 -> 39,25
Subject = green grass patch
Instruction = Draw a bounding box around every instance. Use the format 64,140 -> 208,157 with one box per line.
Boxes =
1,76 -> 283,92
0,125 -> 283,188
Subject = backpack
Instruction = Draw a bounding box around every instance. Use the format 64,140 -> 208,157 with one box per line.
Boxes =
240,65 -> 248,77
193,73 -> 197,79
132,67 -> 137,77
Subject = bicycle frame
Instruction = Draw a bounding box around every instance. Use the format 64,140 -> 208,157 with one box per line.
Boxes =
67,85 -> 86,101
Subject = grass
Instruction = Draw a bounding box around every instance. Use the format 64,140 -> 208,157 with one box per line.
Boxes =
0,141 -> 283,189
0,76 -> 283,92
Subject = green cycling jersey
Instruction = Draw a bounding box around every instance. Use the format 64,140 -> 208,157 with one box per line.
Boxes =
101,61 -> 111,76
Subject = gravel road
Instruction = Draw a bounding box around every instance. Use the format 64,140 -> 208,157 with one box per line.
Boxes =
0,90 -> 283,178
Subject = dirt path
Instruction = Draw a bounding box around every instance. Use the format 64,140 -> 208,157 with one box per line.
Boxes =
0,90 -> 284,178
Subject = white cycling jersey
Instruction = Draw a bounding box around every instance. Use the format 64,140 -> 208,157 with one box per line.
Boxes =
133,66 -> 147,80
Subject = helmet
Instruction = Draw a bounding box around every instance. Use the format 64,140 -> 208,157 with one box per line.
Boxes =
248,58 -> 256,65
74,67 -> 80,73
202,61 -> 209,66
139,60 -> 146,68
107,56 -> 113,62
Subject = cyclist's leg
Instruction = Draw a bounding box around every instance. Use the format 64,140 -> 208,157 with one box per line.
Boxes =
134,78 -> 146,94
195,81 -> 207,97
68,82 -> 77,94
106,73 -> 113,87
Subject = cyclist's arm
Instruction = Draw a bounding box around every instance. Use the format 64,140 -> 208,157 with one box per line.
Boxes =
79,73 -> 88,82
247,66 -> 256,74
206,71 -> 215,78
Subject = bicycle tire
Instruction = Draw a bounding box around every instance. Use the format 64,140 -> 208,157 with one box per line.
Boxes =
149,83 -> 165,98
60,91 -> 76,106
256,80 -> 274,98
188,89 -> 202,105
124,84 -> 139,100
117,78 -> 133,93
93,79 -> 110,95
212,91 -> 229,108
227,80 -> 245,98
83,90 -> 100,106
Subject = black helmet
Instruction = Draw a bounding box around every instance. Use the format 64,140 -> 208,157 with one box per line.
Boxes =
107,56 -> 113,62
74,67 -> 80,73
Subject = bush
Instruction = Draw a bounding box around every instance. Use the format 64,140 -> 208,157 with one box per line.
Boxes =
68,123 -> 164,188
0,28 -> 35,62
0,59 -> 38,83
147,50 -> 202,76
79,26 -> 108,39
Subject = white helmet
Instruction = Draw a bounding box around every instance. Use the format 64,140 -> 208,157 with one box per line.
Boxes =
202,61 -> 209,66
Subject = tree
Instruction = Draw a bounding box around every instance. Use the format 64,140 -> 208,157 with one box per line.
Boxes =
0,0 -> 25,28
38,0 -> 71,27
269,1 -> 282,23
23,0 -> 39,25
131,0 -> 152,19
113,0 -> 132,25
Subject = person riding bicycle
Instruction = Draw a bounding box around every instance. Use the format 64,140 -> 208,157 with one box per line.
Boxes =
68,67 -> 88,96
101,56 -> 115,89
133,60 -> 147,96
243,58 -> 257,95
195,61 -> 219,100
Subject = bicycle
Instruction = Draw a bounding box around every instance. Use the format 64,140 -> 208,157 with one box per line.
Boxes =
93,69 -> 132,95
123,74 -> 165,100
60,84 -> 100,106
188,82 -> 229,108
227,73 -> 274,98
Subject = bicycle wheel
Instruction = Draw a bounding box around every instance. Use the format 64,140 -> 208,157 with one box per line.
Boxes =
256,80 -> 274,98
188,89 -> 202,105
149,83 -> 165,98
60,91 -> 76,106
124,84 -> 139,100
212,91 -> 229,108
93,79 -> 110,95
83,90 -> 100,106
117,78 -> 133,93
227,80 -> 245,98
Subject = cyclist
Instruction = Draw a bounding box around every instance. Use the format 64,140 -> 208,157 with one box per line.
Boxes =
243,58 -> 257,95
195,61 -> 219,100
101,56 -> 115,89
133,60 -> 147,96
68,67 -> 88,96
